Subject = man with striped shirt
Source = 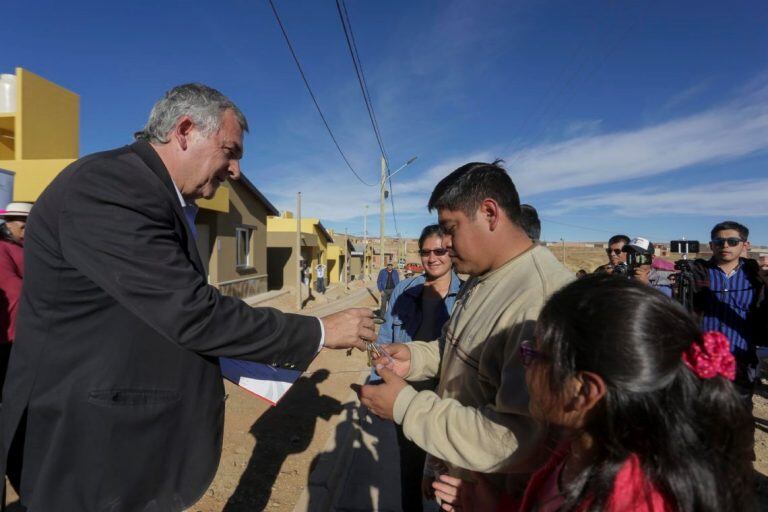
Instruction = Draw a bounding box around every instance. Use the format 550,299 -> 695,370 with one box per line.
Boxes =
690,221 -> 768,406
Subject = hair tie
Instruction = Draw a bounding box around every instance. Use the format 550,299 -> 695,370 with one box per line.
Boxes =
682,331 -> 736,381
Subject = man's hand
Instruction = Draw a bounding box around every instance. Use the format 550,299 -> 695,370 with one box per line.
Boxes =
633,265 -> 650,284
320,308 -> 375,350
373,343 -> 411,378
357,367 -> 407,420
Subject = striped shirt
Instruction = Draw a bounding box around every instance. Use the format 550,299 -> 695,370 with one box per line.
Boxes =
700,261 -> 755,359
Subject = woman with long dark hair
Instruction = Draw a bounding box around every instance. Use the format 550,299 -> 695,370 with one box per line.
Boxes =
434,274 -> 754,511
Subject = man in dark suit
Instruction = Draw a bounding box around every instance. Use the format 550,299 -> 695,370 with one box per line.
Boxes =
0,83 -> 374,511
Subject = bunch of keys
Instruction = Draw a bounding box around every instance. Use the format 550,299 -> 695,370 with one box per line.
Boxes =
365,341 -> 395,369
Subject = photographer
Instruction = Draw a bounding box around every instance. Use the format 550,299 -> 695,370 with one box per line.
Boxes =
622,237 -> 673,297
683,221 -> 768,407
594,234 -> 630,274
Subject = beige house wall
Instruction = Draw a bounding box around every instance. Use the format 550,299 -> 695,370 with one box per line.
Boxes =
195,179 -> 274,299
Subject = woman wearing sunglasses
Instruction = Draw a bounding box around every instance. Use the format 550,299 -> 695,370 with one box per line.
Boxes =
433,275 -> 753,511
372,223 -> 463,511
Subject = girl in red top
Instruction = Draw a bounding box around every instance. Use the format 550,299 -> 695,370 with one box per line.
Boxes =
434,274 -> 753,511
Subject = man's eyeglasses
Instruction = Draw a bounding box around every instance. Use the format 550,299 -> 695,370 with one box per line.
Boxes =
710,237 -> 744,248
519,340 -> 547,367
419,248 -> 448,257
605,248 -> 623,256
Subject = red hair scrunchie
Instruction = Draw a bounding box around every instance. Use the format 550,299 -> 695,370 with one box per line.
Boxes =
682,331 -> 736,381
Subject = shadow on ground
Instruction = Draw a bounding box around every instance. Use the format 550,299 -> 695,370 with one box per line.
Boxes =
222,370 -> 343,512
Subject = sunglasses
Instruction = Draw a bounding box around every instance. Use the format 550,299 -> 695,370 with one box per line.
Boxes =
419,248 -> 448,257
519,340 -> 548,367
605,248 -> 623,256
710,237 -> 744,248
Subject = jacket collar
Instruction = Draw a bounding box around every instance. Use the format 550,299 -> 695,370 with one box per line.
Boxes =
130,140 -> 205,276
402,271 -> 462,298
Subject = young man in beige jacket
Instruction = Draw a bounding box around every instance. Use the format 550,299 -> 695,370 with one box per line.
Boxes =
359,160 -> 573,497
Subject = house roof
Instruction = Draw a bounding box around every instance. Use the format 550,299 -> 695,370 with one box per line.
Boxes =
316,222 -> 334,244
236,174 -> 280,216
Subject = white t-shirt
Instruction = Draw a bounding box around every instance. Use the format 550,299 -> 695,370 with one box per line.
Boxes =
315,264 -> 326,278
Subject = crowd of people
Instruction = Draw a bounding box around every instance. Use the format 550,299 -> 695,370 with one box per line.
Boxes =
0,82 -> 764,511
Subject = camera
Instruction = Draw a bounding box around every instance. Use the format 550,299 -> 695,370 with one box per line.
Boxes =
619,237 -> 654,279
670,239 -> 700,311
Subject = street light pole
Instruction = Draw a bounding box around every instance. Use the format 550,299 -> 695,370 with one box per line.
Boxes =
379,155 -> 418,272
379,156 -> 386,270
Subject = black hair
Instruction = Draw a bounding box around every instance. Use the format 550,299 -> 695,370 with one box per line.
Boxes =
711,221 -> 749,241
608,234 -> 630,246
427,160 -> 521,222
418,224 -> 445,249
519,204 -> 541,242
0,223 -> 12,242
536,275 -> 753,512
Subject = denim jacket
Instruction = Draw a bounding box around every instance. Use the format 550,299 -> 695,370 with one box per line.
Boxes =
376,272 -> 463,345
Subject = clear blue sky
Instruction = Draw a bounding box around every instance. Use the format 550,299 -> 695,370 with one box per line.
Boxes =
4,0 -> 768,245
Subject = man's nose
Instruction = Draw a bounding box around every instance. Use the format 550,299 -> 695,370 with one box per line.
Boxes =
229,160 -> 241,180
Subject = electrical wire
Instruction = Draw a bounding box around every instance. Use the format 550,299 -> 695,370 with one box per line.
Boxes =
336,0 -> 390,166
266,0 -> 377,187
335,0 -> 402,234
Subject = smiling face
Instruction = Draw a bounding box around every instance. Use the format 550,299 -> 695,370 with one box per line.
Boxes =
420,234 -> 452,280
181,109 -> 243,200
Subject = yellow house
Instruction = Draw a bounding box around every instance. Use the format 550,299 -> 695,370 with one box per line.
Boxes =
0,68 -> 79,201
0,67 -> 232,216
266,213 -> 334,291
326,231 -> 357,285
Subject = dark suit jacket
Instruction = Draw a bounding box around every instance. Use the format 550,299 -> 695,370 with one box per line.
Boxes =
0,141 -> 321,511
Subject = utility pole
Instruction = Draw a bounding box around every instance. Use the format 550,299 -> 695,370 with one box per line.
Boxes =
363,205 -> 368,244
379,155 -> 386,270
560,237 -> 566,265
344,227 -> 349,289
296,192 -> 302,310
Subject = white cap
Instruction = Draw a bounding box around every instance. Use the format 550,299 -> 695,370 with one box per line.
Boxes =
0,202 -> 32,218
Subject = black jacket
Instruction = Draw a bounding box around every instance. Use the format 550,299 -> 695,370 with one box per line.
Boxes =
0,141 -> 320,511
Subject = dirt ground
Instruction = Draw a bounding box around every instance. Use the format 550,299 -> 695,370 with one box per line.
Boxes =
191,285 -> 378,512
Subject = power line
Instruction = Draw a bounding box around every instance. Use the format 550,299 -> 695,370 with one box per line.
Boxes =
335,0 -> 390,166
335,0 -> 401,235
266,0 -> 376,187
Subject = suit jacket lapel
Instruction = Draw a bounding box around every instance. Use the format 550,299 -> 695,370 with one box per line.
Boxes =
130,141 -> 206,277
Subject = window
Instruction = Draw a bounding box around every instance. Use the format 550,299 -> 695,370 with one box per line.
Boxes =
236,227 -> 253,268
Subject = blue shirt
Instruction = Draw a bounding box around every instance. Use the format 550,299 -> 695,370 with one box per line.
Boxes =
700,261 -> 755,360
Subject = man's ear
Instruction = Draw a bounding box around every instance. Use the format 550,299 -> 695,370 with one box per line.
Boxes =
479,198 -> 501,231
174,116 -> 195,151
744,240 -> 751,253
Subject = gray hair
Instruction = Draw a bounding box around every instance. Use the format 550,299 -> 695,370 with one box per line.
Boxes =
135,83 -> 249,143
